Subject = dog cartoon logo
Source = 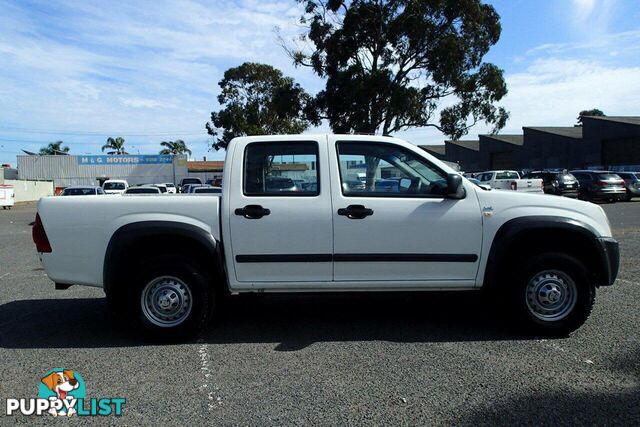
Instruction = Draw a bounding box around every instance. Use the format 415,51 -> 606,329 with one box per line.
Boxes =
38,369 -> 85,417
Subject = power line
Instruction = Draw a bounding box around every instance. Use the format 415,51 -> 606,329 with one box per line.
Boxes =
0,137 -> 213,145
0,126 -> 206,136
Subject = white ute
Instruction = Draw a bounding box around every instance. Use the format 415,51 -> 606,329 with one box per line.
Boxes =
477,170 -> 543,193
33,135 -> 619,341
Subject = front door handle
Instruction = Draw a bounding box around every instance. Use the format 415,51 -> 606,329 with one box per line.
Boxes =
235,204 -> 271,219
337,204 -> 374,219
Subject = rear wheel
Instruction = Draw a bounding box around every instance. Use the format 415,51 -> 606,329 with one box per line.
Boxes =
510,253 -> 595,336
124,256 -> 214,341
624,191 -> 632,202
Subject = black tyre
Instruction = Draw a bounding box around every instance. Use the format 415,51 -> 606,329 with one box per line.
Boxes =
511,253 -> 595,336
128,255 -> 213,341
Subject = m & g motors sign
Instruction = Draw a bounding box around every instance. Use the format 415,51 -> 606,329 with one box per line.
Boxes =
77,155 -> 173,165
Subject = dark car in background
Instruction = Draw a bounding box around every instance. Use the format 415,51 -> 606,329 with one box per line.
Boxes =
178,177 -> 202,193
570,170 -> 626,202
60,186 -> 105,196
615,172 -> 640,201
521,170 -> 579,197
265,177 -> 299,192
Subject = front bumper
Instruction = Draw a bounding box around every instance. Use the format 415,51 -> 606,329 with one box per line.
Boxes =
596,237 -> 619,286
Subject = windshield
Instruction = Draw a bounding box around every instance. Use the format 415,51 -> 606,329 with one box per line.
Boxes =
104,182 -> 125,190
126,187 -> 158,194
182,178 -> 201,185
597,173 -> 621,181
266,178 -> 296,190
195,187 -> 221,193
495,171 -> 519,180
62,188 -> 95,196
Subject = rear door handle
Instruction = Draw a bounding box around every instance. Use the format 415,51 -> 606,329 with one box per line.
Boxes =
235,204 -> 271,219
337,204 -> 374,219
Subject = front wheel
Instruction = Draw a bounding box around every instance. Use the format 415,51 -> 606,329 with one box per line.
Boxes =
511,253 -> 595,336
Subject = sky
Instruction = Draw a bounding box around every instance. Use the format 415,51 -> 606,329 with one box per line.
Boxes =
1,0 -> 639,166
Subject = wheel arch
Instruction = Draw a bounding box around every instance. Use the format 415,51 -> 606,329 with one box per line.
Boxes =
484,216 -> 611,290
104,221 -> 225,295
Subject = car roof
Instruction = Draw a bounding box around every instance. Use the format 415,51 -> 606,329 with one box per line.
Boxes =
64,185 -> 101,189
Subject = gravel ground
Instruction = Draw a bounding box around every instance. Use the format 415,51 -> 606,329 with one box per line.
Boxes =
0,201 -> 638,425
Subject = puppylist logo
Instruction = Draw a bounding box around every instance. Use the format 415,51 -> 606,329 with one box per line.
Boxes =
5,368 -> 125,417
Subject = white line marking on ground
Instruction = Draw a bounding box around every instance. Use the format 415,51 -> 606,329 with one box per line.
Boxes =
0,272 -> 10,280
197,340 -> 223,411
537,339 -> 594,365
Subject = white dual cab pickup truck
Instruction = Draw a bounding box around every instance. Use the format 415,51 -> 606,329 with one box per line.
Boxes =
33,135 -> 619,341
476,170 -> 544,192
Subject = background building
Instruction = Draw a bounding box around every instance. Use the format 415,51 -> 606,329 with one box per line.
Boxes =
18,154 -> 188,189
429,115 -> 640,172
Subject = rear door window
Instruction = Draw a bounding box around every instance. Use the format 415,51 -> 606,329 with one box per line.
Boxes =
244,142 -> 319,196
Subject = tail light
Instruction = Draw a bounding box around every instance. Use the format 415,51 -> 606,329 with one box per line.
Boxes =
32,213 -> 52,253
595,180 -> 606,187
511,181 -> 517,190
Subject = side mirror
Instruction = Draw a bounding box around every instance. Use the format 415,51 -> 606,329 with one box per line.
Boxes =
446,173 -> 466,199
399,178 -> 411,191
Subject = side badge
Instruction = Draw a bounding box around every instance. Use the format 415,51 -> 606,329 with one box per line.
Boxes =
482,206 -> 494,217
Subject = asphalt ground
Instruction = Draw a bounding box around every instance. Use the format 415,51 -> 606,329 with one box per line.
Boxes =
0,201 -> 638,425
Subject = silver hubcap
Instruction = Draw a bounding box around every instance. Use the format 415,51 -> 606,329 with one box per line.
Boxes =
141,276 -> 192,327
525,270 -> 577,321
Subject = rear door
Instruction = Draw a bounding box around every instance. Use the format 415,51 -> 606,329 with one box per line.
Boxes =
328,136 -> 482,287
226,136 -> 334,286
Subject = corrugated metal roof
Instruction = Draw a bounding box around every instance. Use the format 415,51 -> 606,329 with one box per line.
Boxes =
187,161 -> 225,172
481,134 -> 524,146
445,140 -> 480,151
583,116 -> 640,126
525,126 -> 583,139
418,144 -> 446,156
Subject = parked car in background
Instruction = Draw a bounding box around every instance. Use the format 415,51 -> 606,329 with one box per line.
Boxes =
265,177 -> 299,192
341,179 -> 366,192
179,177 -> 202,193
153,184 -> 168,194
615,172 -> 640,201
521,171 -> 579,198
193,186 -> 222,194
570,171 -> 626,203
60,186 -> 105,196
466,177 -> 491,190
184,184 -> 209,193
477,170 -> 543,193
102,179 -> 129,195
124,186 -> 161,195
161,183 -> 177,194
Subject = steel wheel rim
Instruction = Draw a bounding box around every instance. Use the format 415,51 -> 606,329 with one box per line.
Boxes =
141,276 -> 192,327
525,270 -> 577,322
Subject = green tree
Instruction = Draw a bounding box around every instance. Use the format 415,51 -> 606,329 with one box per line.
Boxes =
159,139 -> 192,156
39,141 -> 69,155
287,0 -> 509,139
577,108 -> 605,125
102,137 -> 128,155
206,62 -> 314,150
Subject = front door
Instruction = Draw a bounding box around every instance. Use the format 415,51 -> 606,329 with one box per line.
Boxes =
227,136 -> 333,284
329,138 -> 482,287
